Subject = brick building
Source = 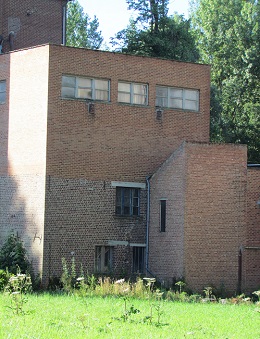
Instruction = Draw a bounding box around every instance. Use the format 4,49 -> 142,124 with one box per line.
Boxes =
0,0 -> 259,294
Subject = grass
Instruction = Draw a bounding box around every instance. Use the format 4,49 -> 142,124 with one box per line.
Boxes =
0,292 -> 259,338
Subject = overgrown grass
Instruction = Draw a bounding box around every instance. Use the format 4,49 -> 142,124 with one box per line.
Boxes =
0,292 -> 259,338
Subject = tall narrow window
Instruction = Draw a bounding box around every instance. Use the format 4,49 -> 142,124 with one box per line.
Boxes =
133,247 -> 145,273
160,199 -> 166,232
95,246 -> 113,273
0,80 -> 6,104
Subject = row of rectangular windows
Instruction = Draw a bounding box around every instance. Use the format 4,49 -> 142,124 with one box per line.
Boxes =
62,75 -> 200,112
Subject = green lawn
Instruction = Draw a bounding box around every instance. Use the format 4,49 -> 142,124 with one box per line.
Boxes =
0,293 -> 259,338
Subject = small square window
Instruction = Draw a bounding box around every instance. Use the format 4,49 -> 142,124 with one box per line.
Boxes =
118,81 -> 148,105
116,187 -> 140,216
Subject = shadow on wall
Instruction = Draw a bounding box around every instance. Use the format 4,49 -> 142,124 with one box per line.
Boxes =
0,171 -> 43,275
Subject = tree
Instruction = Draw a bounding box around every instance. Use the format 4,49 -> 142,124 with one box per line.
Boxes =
191,0 -> 260,163
66,0 -> 103,49
111,0 -> 199,62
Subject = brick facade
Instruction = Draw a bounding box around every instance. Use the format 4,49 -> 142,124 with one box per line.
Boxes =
0,1 -> 259,293
244,166 -> 260,293
0,0 -> 68,53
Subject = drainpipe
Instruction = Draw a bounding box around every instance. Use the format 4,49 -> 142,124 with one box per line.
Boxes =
145,175 -> 153,276
145,176 -> 151,274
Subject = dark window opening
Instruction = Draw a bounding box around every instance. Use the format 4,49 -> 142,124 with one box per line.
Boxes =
133,247 -> 145,273
160,200 -> 166,232
116,187 -> 140,216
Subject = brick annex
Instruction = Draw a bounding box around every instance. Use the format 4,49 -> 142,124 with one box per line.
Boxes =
0,0 -> 259,295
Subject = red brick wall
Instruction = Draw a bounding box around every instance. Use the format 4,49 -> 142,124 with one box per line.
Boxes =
244,167 -> 260,292
184,143 -> 247,295
46,45 -> 210,182
0,0 -> 68,53
149,143 -> 186,286
41,45 -> 210,281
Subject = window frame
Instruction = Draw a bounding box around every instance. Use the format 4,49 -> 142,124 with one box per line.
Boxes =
156,85 -> 199,112
95,246 -> 113,273
61,75 -> 110,102
118,81 -> 148,106
115,186 -> 140,217
0,80 -> 6,104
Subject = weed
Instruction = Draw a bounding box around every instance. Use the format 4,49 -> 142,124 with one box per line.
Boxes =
5,270 -> 32,315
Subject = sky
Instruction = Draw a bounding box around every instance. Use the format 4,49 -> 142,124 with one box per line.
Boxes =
79,0 -> 190,45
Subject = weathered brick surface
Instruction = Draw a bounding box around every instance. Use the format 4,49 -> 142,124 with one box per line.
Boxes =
0,42 -> 258,293
42,177 -> 147,283
149,142 -> 186,286
184,143 -> 247,294
149,142 -> 248,294
244,167 -> 260,292
0,46 -> 50,274
46,45 -> 210,182
0,0 -> 68,53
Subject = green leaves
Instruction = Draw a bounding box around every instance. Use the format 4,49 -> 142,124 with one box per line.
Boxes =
191,0 -> 260,163
66,0 -> 103,49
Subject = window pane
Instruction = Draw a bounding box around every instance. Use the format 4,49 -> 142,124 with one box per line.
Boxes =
78,77 -> 91,87
185,89 -> 197,100
95,246 -> 102,272
185,100 -> 198,111
62,76 -> 75,87
169,98 -> 183,109
133,247 -> 144,273
0,81 -> 6,92
156,86 -> 167,97
95,79 -> 108,90
61,87 -> 75,98
95,90 -> 108,101
133,84 -> 147,95
133,94 -> 146,105
170,88 -> 182,98
160,200 -> 166,232
124,188 -> 130,214
118,82 -> 130,92
77,88 -> 92,99
156,97 -> 167,107
118,92 -> 131,103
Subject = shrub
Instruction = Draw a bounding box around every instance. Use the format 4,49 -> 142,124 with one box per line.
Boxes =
0,233 -> 30,274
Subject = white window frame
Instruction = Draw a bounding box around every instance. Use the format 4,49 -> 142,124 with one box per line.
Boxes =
0,80 -> 6,104
156,85 -> 199,111
61,75 -> 110,101
118,81 -> 148,105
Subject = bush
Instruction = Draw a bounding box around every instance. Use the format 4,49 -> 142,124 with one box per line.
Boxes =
0,233 -> 30,274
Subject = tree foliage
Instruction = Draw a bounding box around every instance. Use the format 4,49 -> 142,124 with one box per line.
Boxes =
111,0 -> 199,62
191,0 -> 260,162
66,0 -> 103,49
